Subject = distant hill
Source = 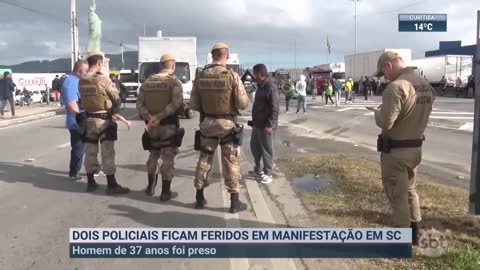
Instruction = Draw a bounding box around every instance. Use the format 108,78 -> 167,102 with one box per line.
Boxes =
0,51 -> 139,73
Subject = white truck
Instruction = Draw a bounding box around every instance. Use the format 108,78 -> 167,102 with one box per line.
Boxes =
138,34 -> 197,118
345,49 -> 412,81
206,53 -> 242,74
118,69 -> 139,100
410,55 -> 473,86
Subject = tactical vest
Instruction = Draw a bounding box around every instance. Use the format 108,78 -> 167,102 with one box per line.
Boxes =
196,65 -> 234,115
79,73 -> 110,113
142,75 -> 174,114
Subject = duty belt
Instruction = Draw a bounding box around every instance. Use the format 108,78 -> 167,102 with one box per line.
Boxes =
86,112 -> 112,120
390,138 -> 424,148
143,115 -> 179,126
204,114 -> 236,122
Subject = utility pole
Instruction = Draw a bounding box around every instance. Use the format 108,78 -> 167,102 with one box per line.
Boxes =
70,0 -> 79,70
144,23 -> 146,36
120,43 -> 125,69
294,39 -> 297,70
469,10 -> 480,215
352,0 -> 359,79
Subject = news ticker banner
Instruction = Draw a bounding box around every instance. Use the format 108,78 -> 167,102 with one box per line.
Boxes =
398,14 -> 447,32
70,228 -> 412,258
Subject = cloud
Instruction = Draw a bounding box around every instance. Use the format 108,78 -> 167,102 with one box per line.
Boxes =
0,0 -> 478,69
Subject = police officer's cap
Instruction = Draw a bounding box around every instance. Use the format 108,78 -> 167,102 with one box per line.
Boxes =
160,53 -> 176,63
85,50 -> 105,60
374,51 -> 402,77
211,43 -> 229,53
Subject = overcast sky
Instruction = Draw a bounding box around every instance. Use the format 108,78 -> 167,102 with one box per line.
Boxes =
0,0 -> 478,69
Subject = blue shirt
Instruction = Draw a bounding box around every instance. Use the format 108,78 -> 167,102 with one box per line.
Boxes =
61,75 -> 83,129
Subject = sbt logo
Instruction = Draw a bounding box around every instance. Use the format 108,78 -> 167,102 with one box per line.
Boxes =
418,230 -> 448,257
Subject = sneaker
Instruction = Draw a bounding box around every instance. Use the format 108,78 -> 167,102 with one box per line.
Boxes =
69,175 -> 83,181
94,170 -> 105,177
248,170 -> 264,178
261,175 -> 273,184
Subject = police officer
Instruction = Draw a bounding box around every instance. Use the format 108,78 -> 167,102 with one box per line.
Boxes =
79,51 -> 130,194
191,43 -> 249,213
367,51 -> 435,245
136,53 -> 184,201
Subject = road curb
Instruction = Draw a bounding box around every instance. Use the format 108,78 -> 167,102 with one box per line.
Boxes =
0,108 -> 64,128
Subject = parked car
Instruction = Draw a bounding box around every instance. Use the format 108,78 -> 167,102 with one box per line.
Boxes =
14,89 -> 23,105
30,90 -> 43,104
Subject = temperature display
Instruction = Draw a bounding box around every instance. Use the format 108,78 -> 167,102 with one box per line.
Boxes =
398,14 -> 447,32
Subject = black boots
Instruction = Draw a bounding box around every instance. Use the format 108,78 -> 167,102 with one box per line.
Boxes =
86,173 -> 97,192
229,193 -> 247,214
145,174 -> 158,196
195,189 -> 207,209
106,174 -> 130,195
411,222 -> 420,246
159,180 -> 175,202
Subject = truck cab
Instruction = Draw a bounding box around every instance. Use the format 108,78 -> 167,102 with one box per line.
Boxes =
311,67 -> 334,95
118,69 -> 139,99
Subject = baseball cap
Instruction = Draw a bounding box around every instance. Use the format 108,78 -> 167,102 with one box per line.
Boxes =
85,50 -> 105,60
374,51 -> 402,77
160,53 -> 176,63
211,42 -> 229,52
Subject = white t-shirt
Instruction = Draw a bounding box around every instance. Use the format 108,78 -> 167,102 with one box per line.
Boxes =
296,81 -> 307,96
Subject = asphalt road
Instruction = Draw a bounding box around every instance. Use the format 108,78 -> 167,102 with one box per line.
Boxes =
0,95 -> 474,270
0,106 -> 310,270
264,95 -> 474,187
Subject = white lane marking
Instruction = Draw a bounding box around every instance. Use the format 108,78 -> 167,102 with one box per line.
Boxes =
430,116 -> 474,120
431,112 -> 473,115
57,142 -> 70,149
241,159 -> 299,270
0,115 -> 63,130
217,153 -> 250,270
335,107 -> 359,112
363,112 -> 374,116
458,123 -> 474,131
25,158 -> 35,162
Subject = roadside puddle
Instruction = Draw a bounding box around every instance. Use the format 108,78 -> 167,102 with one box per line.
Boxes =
292,174 -> 332,192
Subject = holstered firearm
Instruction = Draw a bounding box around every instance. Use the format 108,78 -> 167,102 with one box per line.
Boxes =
75,111 -> 87,143
142,129 -> 151,150
194,130 -> 202,151
174,127 -> 185,147
377,135 -> 391,153
103,121 -> 118,141
232,124 -> 244,146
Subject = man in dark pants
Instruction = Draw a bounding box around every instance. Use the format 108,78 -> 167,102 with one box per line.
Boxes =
61,60 -> 103,180
0,72 -> 16,118
249,64 -> 279,184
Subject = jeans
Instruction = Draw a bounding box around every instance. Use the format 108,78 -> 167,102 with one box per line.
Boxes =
345,91 -> 352,103
296,96 -> 306,112
69,129 -> 85,177
285,96 -> 292,111
334,91 -> 340,106
250,127 -> 274,176
0,97 -> 15,116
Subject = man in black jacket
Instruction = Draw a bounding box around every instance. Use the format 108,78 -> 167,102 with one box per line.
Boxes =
0,72 -> 16,118
249,64 -> 279,184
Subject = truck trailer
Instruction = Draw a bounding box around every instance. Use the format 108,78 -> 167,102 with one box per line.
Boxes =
410,55 -> 473,86
345,49 -> 412,81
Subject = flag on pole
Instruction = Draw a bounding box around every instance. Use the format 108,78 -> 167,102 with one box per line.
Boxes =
326,35 -> 331,55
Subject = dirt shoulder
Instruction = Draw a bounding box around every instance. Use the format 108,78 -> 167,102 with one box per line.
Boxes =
271,124 -> 480,270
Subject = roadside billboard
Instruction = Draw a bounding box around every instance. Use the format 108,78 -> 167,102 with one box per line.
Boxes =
12,73 -> 63,91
